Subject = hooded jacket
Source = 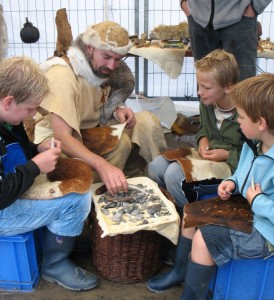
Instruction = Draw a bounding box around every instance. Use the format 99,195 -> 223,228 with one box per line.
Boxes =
228,141 -> 274,245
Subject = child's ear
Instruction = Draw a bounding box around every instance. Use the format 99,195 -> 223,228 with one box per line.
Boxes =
3,96 -> 14,111
224,83 -> 234,94
258,117 -> 267,131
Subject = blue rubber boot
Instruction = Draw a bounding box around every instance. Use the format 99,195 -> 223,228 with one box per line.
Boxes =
180,259 -> 216,300
41,228 -> 99,291
146,235 -> 192,292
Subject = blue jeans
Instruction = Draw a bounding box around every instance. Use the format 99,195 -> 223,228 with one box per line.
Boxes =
148,155 -> 220,208
0,192 -> 92,237
188,15 -> 257,81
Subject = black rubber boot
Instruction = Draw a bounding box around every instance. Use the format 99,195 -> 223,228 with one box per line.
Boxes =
180,259 -> 216,300
41,228 -> 99,291
146,235 -> 192,292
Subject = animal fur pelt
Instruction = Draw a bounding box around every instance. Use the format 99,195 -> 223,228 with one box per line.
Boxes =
161,147 -> 231,182
21,158 -> 93,200
54,8 -> 73,60
81,123 -> 126,156
149,21 -> 189,41
171,113 -> 199,136
100,60 -> 135,125
0,4 -> 8,58
183,195 -> 253,233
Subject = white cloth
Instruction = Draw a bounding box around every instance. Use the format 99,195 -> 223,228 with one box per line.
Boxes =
126,96 -> 177,130
91,177 -> 180,244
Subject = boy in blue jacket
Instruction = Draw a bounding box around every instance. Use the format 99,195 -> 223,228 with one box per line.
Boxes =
180,72 -> 274,299
0,56 -> 98,291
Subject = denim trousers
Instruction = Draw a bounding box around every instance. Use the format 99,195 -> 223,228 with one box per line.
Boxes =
0,191 -> 92,237
188,15 -> 258,81
200,225 -> 272,267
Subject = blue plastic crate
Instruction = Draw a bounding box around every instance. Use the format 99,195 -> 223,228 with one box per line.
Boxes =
0,230 -> 43,292
213,257 -> 274,300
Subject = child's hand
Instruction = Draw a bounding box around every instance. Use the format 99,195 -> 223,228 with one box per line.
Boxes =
218,180 -> 235,200
202,148 -> 229,162
31,147 -> 61,174
198,137 -> 210,157
37,138 -> 61,152
246,182 -> 262,205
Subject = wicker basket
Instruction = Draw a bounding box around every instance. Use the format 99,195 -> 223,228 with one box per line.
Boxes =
90,207 -> 167,283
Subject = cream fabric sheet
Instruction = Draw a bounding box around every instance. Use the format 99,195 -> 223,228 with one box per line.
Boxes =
129,43 -> 187,79
91,177 -> 180,245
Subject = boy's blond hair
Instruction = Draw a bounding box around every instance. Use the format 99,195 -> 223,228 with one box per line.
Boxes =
228,72 -> 274,135
0,56 -> 49,103
195,49 -> 239,88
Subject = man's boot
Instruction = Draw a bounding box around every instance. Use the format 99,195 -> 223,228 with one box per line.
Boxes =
180,259 -> 216,300
146,235 -> 192,292
41,228 -> 99,291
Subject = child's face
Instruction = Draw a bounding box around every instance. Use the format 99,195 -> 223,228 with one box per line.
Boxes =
236,106 -> 259,139
4,97 -> 42,125
196,71 -> 228,106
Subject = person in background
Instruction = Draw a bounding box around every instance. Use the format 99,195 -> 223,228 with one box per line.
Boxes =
0,56 -> 99,291
180,0 -> 271,81
34,21 -> 167,196
180,72 -> 274,299
147,49 -> 244,289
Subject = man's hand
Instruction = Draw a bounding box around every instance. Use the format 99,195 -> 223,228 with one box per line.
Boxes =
115,107 -> 136,128
98,160 -> 128,195
180,0 -> 190,16
243,4 -> 256,17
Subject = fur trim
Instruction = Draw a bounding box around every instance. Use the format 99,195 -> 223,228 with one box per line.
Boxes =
40,56 -> 68,73
67,47 -> 107,86
82,21 -> 132,56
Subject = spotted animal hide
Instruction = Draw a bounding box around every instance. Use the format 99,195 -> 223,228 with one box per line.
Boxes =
21,158 -> 92,200
161,147 -> 231,182
81,123 -> 126,156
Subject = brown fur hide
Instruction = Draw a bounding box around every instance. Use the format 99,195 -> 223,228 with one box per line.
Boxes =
149,22 -> 189,41
161,147 -> 231,182
22,158 -> 92,199
81,123 -> 126,156
54,8 -> 73,59
183,195 -> 253,233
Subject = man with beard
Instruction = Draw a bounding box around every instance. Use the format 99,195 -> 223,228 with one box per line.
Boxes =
34,21 -> 167,196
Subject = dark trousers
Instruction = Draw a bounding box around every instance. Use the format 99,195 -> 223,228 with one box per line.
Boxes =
187,15 -> 258,81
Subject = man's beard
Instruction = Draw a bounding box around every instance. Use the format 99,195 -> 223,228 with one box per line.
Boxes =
92,66 -> 112,79
88,56 -> 113,79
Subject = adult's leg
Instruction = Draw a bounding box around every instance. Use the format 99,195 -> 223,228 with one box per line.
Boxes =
220,16 -> 257,81
187,16 -> 221,61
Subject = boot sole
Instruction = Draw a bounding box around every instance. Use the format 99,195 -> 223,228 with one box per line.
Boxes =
42,274 -> 99,291
146,282 -> 181,293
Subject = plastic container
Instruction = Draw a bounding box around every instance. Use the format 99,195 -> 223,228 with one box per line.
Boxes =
0,230 -> 43,292
213,257 -> 274,300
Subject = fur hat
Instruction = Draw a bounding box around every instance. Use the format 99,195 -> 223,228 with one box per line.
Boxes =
82,21 -> 132,56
